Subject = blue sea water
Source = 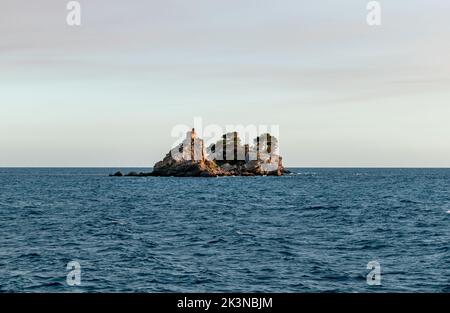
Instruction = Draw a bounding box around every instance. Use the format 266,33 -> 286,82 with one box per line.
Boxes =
0,168 -> 450,292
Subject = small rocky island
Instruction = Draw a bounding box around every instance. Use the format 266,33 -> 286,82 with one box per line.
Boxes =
111,129 -> 288,177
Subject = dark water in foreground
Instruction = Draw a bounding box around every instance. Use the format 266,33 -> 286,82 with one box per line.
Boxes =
1,168 -> 450,292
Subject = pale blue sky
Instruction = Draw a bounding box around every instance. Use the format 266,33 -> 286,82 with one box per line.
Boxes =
1,0 -> 450,167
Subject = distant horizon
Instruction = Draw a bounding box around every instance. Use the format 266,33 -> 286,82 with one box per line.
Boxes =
2,166 -> 450,169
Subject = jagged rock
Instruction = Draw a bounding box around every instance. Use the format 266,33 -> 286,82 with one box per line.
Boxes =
149,129 -> 286,177
220,163 -> 235,172
110,171 -> 123,177
110,129 -> 286,177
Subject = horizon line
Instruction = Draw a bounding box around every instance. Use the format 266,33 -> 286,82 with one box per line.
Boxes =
1,166 -> 450,169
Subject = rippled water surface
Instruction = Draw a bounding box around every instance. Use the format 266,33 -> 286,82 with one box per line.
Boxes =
1,168 -> 450,292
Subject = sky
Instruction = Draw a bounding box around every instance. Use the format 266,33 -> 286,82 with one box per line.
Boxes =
1,0 -> 450,167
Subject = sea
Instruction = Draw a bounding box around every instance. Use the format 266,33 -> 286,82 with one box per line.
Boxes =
0,168 -> 449,292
